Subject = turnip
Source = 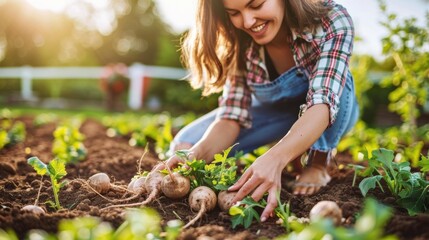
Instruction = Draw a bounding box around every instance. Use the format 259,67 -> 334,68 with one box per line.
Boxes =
88,148 -> 149,195
78,172 -> 147,205
21,177 -> 45,215
217,190 -> 237,212
21,205 -> 45,214
108,176 -> 148,203
161,172 -> 190,199
88,173 -> 111,194
183,186 -> 217,229
101,171 -> 165,210
86,172 -> 131,195
309,200 -> 342,225
127,176 -> 147,195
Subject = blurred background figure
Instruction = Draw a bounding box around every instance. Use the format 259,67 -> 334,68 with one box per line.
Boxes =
99,63 -> 129,111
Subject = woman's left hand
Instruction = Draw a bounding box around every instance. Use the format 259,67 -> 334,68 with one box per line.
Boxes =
228,153 -> 286,222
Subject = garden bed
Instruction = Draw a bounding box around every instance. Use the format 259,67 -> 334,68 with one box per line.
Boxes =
0,116 -> 428,239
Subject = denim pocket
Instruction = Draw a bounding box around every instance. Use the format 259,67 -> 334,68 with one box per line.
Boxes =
251,67 -> 308,103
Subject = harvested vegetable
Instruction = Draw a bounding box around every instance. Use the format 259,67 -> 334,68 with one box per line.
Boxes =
309,200 -> 342,225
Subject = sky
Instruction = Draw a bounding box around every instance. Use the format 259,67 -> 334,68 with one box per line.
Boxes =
154,0 -> 429,59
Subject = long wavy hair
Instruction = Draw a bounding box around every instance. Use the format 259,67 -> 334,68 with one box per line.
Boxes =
181,0 -> 332,96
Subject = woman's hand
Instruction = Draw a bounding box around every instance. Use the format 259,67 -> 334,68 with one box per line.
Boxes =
151,154 -> 187,172
228,153 -> 287,222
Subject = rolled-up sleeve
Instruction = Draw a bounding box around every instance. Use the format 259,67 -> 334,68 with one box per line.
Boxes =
306,9 -> 354,127
216,74 -> 252,128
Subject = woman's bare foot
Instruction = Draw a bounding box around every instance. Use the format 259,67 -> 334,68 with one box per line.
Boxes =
292,150 -> 332,195
293,165 -> 331,195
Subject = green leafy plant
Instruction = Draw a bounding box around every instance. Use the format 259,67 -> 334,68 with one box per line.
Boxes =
175,144 -> 239,191
27,157 -> 68,210
229,192 -> 294,230
274,194 -> 292,233
0,119 -> 26,150
52,125 -> 87,164
201,144 -> 238,191
229,196 -> 266,229
347,163 -> 366,187
418,154 -> 429,175
359,148 -> 429,215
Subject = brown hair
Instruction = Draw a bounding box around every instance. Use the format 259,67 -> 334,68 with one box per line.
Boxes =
181,0 -> 332,96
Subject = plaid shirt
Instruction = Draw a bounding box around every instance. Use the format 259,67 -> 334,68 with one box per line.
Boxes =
216,1 -> 354,129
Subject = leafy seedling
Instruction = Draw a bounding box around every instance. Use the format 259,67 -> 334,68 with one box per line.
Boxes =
347,164 -> 366,187
27,157 -> 67,210
229,196 -> 266,229
359,148 -> 429,215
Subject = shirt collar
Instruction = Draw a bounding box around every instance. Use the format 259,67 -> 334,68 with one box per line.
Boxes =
292,28 -> 314,42
245,42 -> 262,64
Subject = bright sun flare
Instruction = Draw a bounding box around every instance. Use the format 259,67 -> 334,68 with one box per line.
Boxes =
25,0 -> 74,12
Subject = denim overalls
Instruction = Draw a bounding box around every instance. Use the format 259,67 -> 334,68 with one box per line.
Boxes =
171,66 -> 359,154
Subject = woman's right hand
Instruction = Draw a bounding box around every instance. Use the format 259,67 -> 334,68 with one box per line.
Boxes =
151,155 -> 184,172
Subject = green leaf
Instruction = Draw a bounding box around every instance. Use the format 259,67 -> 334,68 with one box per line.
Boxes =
231,215 -> 243,229
418,155 -> 429,173
229,206 -> 244,216
48,158 -> 67,180
243,208 -> 258,229
359,175 -> 383,196
27,157 -> 48,176
372,148 -> 395,168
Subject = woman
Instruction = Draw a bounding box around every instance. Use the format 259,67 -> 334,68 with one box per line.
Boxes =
155,0 -> 359,221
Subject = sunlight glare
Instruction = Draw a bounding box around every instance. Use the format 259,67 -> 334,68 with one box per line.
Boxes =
25,0 -> 75,12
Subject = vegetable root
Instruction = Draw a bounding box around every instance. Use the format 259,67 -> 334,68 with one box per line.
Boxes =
127,176 -> 147,195
183,186 -> 217,229
20,177 -> 46,214
88,173 -> 111,194
78,173 -> 143,204
101,171 -> 165,210
108,176 -> 147,203
161,172 -> 190,199
217,190 -> 237,212
309,200 -> 342,225
21,205 -> 45,214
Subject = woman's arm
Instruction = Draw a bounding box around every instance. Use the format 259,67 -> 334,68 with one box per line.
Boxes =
189,118 -> 240,162
229,103 -> 330,221
154,118 -> 240,171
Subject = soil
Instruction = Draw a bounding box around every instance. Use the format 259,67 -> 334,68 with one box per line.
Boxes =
1,116 -> 428,240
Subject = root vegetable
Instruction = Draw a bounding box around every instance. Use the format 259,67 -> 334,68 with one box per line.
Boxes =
217,190 -> 237,212
101,171 -> 165,210
184,186 -> 217,229
107,176 -> 148,203
309,200 -> 342,225
88,173 -> 111,194
83,173 -> 145,204
21,205 -> 45,214
127,176 -> 147,195
161,172 -> 190,199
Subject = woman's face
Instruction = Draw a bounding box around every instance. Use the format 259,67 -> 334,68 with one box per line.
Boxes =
222,0 -> 285,45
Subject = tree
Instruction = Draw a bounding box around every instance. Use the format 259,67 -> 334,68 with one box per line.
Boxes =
378,0 -> 428,165
0,0 -> 181,67
93,0 -> 181,66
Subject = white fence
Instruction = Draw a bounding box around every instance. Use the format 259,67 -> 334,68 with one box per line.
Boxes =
0,63 -> 188,109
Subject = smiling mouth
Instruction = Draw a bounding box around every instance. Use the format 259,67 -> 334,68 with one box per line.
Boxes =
250,23 -> 267,33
